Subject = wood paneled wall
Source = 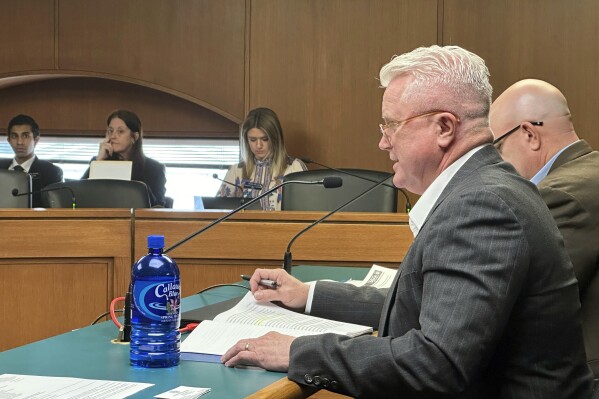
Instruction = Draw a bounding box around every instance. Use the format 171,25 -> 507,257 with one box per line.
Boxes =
442,0 -> 599,151
247,0 -> 438,173
57,0 -> 246,122
0,78 -> 239,138
1,0 -> 598,187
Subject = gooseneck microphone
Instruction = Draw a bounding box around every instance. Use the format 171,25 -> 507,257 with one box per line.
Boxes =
12,187 -> 77,209
212,173 -> 263,191
300,157 -> 412,213
164,176 -> 343,254
283,172 -> 394,274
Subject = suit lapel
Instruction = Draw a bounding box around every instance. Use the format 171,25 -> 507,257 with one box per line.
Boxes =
378,258 -> 405,336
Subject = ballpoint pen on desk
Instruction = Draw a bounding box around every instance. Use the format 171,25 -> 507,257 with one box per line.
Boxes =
240,274 -> 278,288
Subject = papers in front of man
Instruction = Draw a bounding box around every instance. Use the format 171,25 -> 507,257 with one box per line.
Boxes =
180,291 -> 373,363
0,374 -> 152,399
345,264 -> 397,288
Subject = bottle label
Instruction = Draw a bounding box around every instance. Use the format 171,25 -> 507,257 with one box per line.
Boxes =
132,279 -> 181,323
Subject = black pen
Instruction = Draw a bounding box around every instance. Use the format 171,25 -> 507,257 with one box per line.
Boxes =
240,274 -> 278,288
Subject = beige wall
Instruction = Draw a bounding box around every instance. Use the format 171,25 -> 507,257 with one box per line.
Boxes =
1,0 -> 598,186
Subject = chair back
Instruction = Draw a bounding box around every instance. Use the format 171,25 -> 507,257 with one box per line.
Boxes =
41,179 -> 151,208
0,169 -> 32,208
282,168 -> 397,212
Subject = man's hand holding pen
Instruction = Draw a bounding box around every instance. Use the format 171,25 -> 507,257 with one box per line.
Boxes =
244,268 -> 310,312
240,274 -> 278,288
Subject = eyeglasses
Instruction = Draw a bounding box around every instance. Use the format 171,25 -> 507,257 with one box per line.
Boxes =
379,111 -> 458,144
493,121 -> 543,145
106,128 -> 130,136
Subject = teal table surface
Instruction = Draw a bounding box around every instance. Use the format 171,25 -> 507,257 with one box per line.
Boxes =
0,265 -> 368,398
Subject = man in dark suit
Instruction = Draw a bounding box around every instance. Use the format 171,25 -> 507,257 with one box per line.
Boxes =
221,46 -> 593,398
1,114 -> 63,207
491,79 -> 599,377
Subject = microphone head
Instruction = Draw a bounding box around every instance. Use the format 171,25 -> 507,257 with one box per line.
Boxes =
212,173 -> 218,179
322,176 -> 343,188
300,157 -> 313,163
11,188 -> 19,196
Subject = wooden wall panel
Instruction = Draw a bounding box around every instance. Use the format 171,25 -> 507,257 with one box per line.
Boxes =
0,0 -> 55,74
442,0 -> 599,150
0,78 -> 239,138
247,0 -> 438,174
0,219 -> 130,258
0,209 -> 131,351
0,260 -> 110,350
57,0 -> 246,121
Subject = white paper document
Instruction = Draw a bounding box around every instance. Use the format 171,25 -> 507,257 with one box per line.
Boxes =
345,264 -> 397,288
181,292 -> 372,362
0,374 -> 152,399
155,385 -> 211,399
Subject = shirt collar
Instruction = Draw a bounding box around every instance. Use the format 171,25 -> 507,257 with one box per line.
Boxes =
409,145 -> 486,237
10,156 -> 36,172
255,157 -> 271,167
530,140 -> 578,185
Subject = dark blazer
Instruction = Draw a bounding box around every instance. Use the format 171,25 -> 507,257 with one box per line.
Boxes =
538,139 -> 599,376
0,156 -> 63,207
288,146 -> 593,398
81,155 -> 166,207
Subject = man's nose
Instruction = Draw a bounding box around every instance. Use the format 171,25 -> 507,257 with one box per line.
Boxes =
378,135 -> 390,151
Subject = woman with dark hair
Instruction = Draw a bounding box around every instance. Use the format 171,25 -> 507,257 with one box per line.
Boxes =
217,107 -> 306,210
81,109 -> 166,207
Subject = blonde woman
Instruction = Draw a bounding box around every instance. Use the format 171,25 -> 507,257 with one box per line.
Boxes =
217,107 -> 306,210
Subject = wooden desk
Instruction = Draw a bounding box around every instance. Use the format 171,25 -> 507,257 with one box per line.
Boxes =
0,209 -> 131,351
1,209 -> 412,352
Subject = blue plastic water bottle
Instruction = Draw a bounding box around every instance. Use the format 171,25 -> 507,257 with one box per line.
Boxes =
130,235 -> 181,367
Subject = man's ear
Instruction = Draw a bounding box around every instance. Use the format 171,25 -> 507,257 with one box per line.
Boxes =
436,113 -> 459,148
521,122 -> 541,151
33,136 -> 40,147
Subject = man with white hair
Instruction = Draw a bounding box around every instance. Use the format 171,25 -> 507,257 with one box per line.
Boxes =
491,79 -> 599,377
221,46 -> 593,398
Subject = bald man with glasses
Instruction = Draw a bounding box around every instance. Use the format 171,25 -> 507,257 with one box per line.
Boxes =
491,79 -> 599,377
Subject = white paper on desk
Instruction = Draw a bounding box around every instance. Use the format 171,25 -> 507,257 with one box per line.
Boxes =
0,374 -> 152,398
155,385 -> 210,398
345,264 -> 397,288
181,292 -> 372,361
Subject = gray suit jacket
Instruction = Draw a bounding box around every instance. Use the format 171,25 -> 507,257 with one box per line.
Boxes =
289,145 -> 593,398
538,140 -> 599,376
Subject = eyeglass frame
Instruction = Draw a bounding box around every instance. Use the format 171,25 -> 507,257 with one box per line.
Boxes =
492,121 -> 543,146
379,110 -> 459,145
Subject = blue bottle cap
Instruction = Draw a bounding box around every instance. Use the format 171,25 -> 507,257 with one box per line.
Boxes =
147,235 -> 164,249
